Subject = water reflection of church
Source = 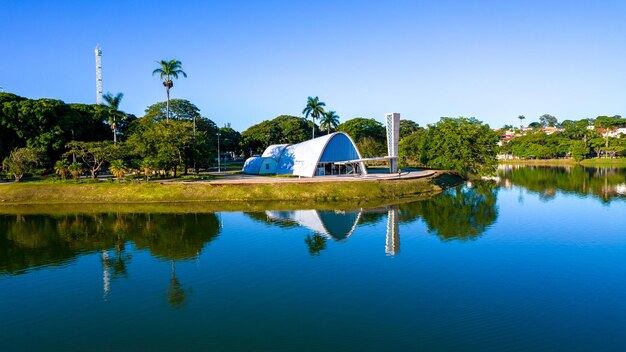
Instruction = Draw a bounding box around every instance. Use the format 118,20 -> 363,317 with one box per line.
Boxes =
265,207 -> 400,255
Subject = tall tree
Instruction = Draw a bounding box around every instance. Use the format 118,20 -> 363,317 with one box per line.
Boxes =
336,117 -> 386,141
419,117 -> 499,177
336,117 -> 387,157
139,100 -> 217,172
595,115 -> 623,149
319,110 -> 340,134
240,115 -> 317,156
103,92 -> 125,144
65,141 -> 119,179
152,60 -> 187,121
539,114 -> 558,128
127,120 -> 194,177
2,147 -> 41,182
302,96 -> 325,139
399,120 -> 421,139
517,115 -> 526,128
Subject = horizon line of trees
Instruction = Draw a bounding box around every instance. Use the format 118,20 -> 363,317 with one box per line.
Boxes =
2,89 -> 508,180
498,114 -> 626,160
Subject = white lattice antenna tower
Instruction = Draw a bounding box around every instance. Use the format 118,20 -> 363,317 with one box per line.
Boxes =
385,112 -> 400,173
95,45 -> 103,104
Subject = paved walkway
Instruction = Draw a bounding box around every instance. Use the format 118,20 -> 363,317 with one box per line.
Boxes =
182,170 -> 437,185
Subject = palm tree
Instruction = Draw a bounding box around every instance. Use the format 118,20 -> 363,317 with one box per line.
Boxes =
109,159 -> 128,182
320,110 -> 340,134
103,92 -> 125,144
302,96 -> 325,139
68,162 -> 84,180
54,160 -> 70,180
517,115 -> 526,129
152,59 -> 187,121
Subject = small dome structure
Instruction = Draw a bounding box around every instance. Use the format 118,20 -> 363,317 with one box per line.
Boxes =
242,156 -> 264,174
242,144 -> 287,174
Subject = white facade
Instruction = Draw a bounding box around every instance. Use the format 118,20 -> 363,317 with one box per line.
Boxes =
243,132 -> 366,177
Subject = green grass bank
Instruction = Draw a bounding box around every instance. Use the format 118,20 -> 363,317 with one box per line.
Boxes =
499,158 -> 626,167
0,171 -> 463,207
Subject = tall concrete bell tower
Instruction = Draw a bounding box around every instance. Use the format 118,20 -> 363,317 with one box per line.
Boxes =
385,112 -> 400,173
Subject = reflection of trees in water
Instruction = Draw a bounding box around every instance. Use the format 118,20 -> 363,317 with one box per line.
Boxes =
167,260 -> 187,308
0,213 -> 221,276
357,212 -> 387,225
499,165 -> 626,203
0,213 -> 220,307
131,213 -> 220,261
243,184 -> 499,246
399,181 -> 499,241
304,233 -> 327,256
0,215 -> 79,275
244,212 -> 300,229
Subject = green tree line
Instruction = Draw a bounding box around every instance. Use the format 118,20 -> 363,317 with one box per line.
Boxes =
0,92 -> 239,180
1,89 -> 501,180
500,115 -> 626,160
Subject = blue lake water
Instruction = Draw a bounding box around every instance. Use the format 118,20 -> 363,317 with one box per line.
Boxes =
1,166 -> 626,351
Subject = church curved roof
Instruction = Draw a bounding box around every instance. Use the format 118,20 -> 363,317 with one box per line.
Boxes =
262,144 -> 289,160
276,132 -> 363,177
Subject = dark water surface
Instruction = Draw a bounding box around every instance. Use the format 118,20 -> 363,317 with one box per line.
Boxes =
1,166 -> 626,351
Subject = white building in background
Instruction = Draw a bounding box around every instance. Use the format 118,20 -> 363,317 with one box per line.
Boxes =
243,113 -> 402,177
242,132 -> 368,177
604,127 -> 626,138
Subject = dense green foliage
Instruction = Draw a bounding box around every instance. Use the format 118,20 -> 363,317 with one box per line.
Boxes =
2,147 -> 42,181
0,93 -> 220,180
0,89 -> 516,181
501,115 -> 626,160
218,125 -> 243,157
0,93 -> 118,166
241,115 -> 319,156
399,117 -> 499,176
336,117 -> 386,157
399,120 -> 420,139
398,129 -> 425,166
127,118 -> 200,177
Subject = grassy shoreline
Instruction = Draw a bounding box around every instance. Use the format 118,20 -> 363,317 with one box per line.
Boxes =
0,171 -> 463,208
499,158 -> 626,167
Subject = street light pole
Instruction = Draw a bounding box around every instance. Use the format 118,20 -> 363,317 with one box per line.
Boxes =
71,129 -> 76,163
217,132 -> 221,173
193,115 -> 196,173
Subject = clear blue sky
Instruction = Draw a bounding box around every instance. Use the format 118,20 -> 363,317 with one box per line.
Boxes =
2,0 -> 625,131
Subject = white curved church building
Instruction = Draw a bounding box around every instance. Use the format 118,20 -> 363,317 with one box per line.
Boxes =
242,132 -> 368,177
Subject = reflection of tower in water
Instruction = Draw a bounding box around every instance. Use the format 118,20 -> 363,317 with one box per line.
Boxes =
385,208 -> 400,256
101,250 -> 110,299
